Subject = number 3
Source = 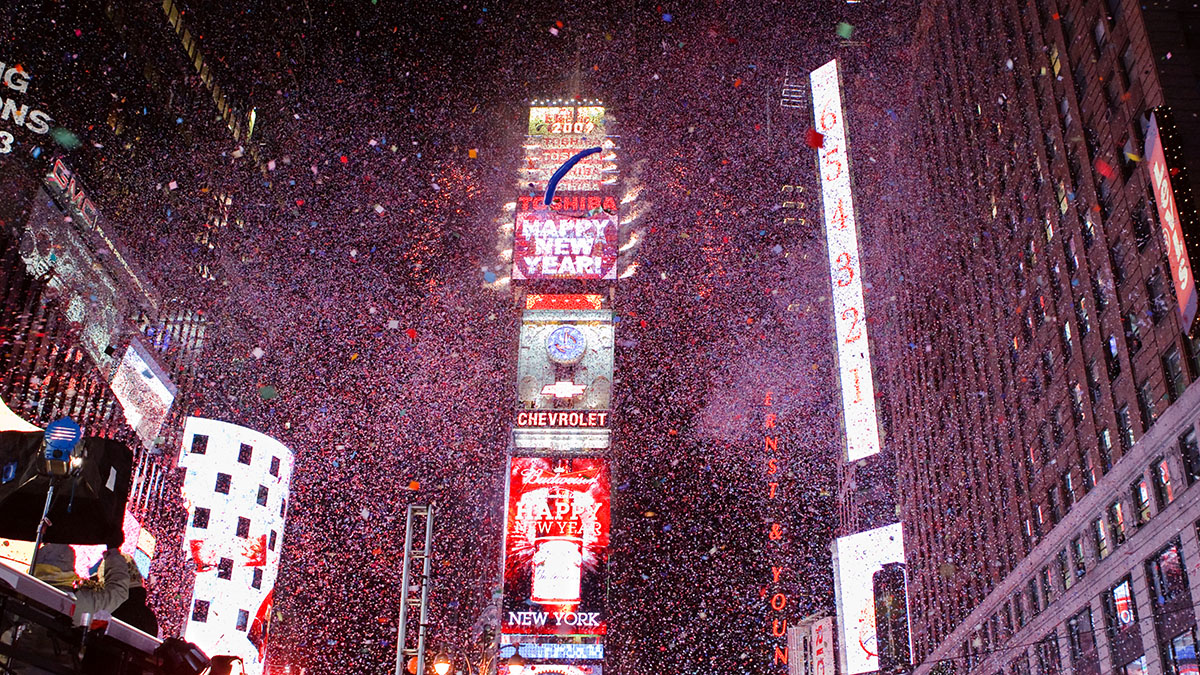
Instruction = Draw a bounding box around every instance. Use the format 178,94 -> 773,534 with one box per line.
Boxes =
0,131 -> 12,154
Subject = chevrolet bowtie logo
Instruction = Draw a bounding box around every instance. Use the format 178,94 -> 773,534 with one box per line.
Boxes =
540,381 -> 587,398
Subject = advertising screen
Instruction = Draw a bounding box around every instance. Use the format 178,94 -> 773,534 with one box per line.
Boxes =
502,456 -> 609,636
1145,112 -> 1198,333
517,307 -> 614,411
811,59 -> 881,463
110,339 -> 177,449
179,417 -> 294,675
512,211 -> 618,281
832,523 -> 905,675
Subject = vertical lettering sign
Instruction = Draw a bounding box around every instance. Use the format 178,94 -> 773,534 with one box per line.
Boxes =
811,616 -> 832,675
1145,112 -> 1198,333
810,59 -> 881,462
762,391 -> 792,669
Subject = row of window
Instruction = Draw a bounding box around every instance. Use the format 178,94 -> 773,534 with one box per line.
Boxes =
189,434 -> 283,477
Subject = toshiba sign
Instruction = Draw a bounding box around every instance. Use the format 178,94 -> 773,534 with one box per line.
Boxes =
1146,112 -> 1198,334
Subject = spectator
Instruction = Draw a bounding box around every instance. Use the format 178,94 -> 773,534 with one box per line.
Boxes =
112,556 -> 158,636
33,544 -> 131,626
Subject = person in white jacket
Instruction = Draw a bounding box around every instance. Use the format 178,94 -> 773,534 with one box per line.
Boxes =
33,544 -> 130,626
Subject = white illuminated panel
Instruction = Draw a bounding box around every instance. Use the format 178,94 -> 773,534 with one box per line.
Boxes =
811,59 -> 880,462
179,418 -> 293,675
832,523 -> 905,675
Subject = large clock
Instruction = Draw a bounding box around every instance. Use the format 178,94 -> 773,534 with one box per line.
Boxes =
546,325 -> 587,365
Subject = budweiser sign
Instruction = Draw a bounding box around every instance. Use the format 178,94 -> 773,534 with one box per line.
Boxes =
520,468 -> 599,487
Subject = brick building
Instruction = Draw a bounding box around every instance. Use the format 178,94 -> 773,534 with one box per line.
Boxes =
878,0 -> 1200,672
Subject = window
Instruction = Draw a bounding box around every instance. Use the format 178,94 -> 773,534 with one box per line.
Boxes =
1088,360 -> 1103,403
1100,429 -> 1115,473
1093,278 -> 1110,314
215,473 -> 232,495
1063,322 -> 1075,358
1133,200 -> 1154,251
1014,590 -> 1027,627
257,484 -> 269,506
1124,655 -> 1148,675
1058,549 -> 1074,589
1132,478 -> 1153,525
1163,628 -> 1199,675
1076,298 -> 1092,335
1149,273 -> 1170,324
270,456 -> 281,477
1068,606 -> 1100,675
1072,536 -> 1087,580
192,507 -> 210,529
1124,314 -> 1144,355
1117,406 -> 1135,450
1181,427 -> 1200,486
1147,541 -> 1189,617
236,516 -> 251,538
1094,518 -> 1111,560
1028,577 -> 1043,615
1040,566 -> 1055,605
236,609 -> 249,632
1038,631 -> 1063,673
191,600 -> 210,623
1165,346 -> 1187,402
217,557 -> 233,580
1094,19 -> 1108,48
1105,577 -> 1138,634
269,529 -> 278,551
1063,472 -> 1077,509
252,568 -> 263,590
1107,335 -> 1123,378
1108,501 -> 1127,545
1154,457 -> 1177,509
190,434 -> 208,455
1187,333 -> 1200,380
237,443 -> 253,465
1137,380 -> 1158,429
1072,382 -> 1085,424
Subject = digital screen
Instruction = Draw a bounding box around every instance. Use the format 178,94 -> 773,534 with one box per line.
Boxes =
811,59 -> 881,462
110,339 -> 177,449
1145,112 -> 1197,332
502,456 -> 609,636
498,641 -> 604,661
832,523 -> 905,675
500,666 -> 601,675
179,417 -> 294,675
512,211 -> 618,281
523,107 -> 608,195
516,308 -> 614,412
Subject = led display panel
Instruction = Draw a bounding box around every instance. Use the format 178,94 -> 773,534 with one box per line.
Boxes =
516,307 -> 614,412
110,339 -> 177,449
1145,112 -> 1198,333
179,417 -> 294,675
500,666 -> 601,675
522,107 -> 608,194
502,456 -> 609,636
512,211 -> 618,281
811,59 -> 881,463
832,523 -> 905,675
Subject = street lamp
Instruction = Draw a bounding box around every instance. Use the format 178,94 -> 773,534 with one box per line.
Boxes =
507,654 -> 526,675
433,653 -> 451,675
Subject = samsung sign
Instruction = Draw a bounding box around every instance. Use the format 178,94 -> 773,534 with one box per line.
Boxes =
1145,112 -> 1198,335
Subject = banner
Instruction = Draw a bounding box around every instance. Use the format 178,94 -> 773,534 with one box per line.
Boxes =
502,456 -> 609,636
512,211 -> 618,280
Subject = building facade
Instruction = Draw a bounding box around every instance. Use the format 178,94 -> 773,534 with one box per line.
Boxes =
882,0 -> 1200,672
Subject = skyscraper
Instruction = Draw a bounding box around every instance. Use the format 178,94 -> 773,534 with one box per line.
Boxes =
883,0 -> 1200,673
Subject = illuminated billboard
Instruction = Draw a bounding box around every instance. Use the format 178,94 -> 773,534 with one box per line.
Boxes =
811,59 -> 881,463
832,523 -> 905,675
1145,112 -> 1198,334
179,417 -> 294,675
110,339 -> 177,449
501,666 -> 601,675
512,211 -> 618,281
502,456 -> 609,636
517,306 -> 613,411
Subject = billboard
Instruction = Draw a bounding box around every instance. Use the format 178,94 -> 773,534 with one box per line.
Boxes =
110,338 -> 177,449
179,417 -> 294,675
811,59 -> 881,463
512,211 -> 618,281
1145,112 -> 1198,334
811,616 -> 833,675
517,306 -> 614,412
502,456 -> 610,636
501,666 -> 601,675
832,523 -> 905,675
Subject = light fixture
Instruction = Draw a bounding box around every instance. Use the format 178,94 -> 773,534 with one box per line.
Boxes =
508,654 -> 526,675
433,652 -> 452,675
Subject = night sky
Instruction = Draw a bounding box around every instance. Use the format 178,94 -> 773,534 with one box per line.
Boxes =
7,1 -> 916,672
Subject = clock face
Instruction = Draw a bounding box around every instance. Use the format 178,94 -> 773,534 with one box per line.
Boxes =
546,325 -> 587,365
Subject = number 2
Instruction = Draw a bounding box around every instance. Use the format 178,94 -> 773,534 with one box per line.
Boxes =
842,306 -> 862,343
